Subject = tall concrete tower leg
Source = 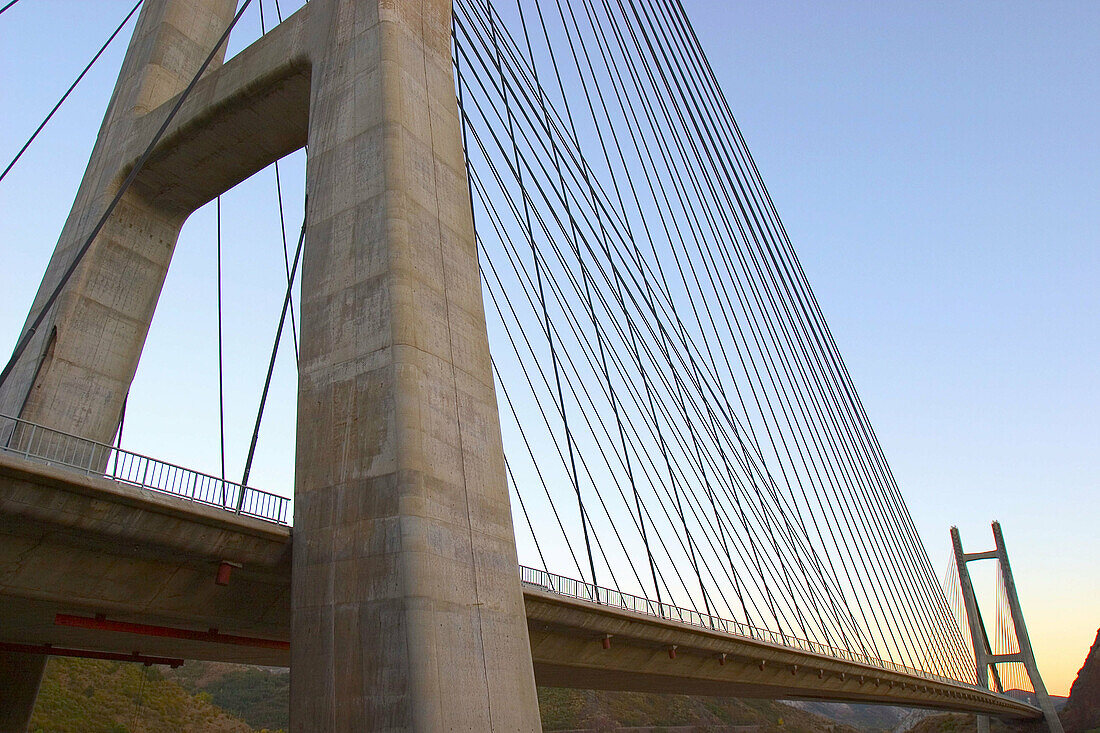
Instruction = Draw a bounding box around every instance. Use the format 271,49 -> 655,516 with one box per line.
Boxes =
0,651 -> 47,733
290,0 -> 542,730
0,0 -> 236,446
951,527 -> 993,690
992,522 -> 1065,733
952,524 -> 1064,733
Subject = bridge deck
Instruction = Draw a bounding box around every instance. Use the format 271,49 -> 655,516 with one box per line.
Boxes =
0,450 -> 1039,719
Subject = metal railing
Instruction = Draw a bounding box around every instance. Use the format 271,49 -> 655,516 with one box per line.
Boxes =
0,413 -> 288,524
520,565 -> 984,692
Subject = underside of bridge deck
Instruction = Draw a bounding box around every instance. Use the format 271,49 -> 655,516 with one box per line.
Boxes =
0,455 -> 1040,720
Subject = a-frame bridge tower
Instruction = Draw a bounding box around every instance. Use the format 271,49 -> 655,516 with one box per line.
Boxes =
0,0 -> 542,728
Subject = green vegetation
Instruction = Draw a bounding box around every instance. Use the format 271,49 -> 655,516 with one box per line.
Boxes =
165,662 -> 289,732
28,658 -> 261,733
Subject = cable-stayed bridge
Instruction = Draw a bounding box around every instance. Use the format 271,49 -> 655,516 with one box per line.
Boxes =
0,0 -> 1055,730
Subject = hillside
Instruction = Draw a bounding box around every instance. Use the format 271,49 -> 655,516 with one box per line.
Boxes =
905,713 -> 1055,733
785,700 -> 918,731
536,688 -> 854,732
164,663 -> 289,732
27,658 -> 265,733
168,660 -> 853,732
32,658 -> 853,732
1062,628 -> 1100,733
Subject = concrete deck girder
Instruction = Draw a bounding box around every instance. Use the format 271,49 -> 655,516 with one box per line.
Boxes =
0,460 -> 1040,720
0,452 -> 289,657
522,589 -> 1040,719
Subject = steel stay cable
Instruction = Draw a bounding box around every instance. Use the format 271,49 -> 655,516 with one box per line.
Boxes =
485,0 -> 598,591
239,198 -> 306,494
0,0 -> 144,185
455,7 -> 556,584
459,82 -> 796,620
468,122 -> 743,611
469,149 -> 753,619
464,105 -> 840,629
536,0 -> 798,631
642,15 -> 959,673
464,12 -> 716,611
571,0 -> 872,649
216,196 -> 228,504
520,0 -> 716,619
633,0 -> 968,673
0,0 -> 257,394
504,457 -> 549,574
473,155 -> 658,600
257,0 -> 301,365
604,0 -> 909,662
479,2 -> 875,647
477,0 -> 950,660
475,188 -> 706,610
607,0 -> 941,669
455,0 -> 972,669
663,0 -> 973,676
455,31 -> 849,638
515,0 -> 662,608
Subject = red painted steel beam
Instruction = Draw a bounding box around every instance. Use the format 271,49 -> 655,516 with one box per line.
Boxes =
0,641 -> 183,667
53,613 -> 289,651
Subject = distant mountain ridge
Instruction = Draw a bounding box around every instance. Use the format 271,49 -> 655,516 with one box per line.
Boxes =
784,700 -> 916,731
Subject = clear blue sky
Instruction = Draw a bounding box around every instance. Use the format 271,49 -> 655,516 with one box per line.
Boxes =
1,1 -> 1096,695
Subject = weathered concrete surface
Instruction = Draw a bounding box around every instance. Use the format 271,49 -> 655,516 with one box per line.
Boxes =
0,0 -> 237,446
0,650 -> 45,733
0,460 -> 1041,720
291,0 -> 541,729
0,452 -> 290,665
2,0 -> 541,726
123,3 -> 314,215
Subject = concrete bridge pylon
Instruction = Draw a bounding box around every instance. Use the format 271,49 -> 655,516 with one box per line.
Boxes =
0,0 -> 542,730
952,522 -> 1065,733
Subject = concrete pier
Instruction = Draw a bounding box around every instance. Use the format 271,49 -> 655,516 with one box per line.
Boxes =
291,0 -> 541,728
0,652 -> 45,733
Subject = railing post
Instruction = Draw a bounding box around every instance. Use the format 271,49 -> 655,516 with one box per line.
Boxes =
84,442 -> 97,474
23,424 -> 36,459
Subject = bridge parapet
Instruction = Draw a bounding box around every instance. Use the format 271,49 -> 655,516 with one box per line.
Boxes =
0,413 -> 288,524
522,566 -> 982,694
